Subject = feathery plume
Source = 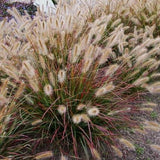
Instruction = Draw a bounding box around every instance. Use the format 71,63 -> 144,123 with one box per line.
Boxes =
22,60 -> 35,78
48,72 -> 56,87
141,58 -> 156,68
143,120 -> 160,132
1,64 -> 19,81
135,53 -> 150,66
151,73 -> 160,78
111,145 -> 123,158
80,114 -> 90,123
47,53 -> 55,60
95,83 -> 115,97
44,84 -> 53,96
87,107 -> 100,117
24,95 -> 34,105
72,114 -> 82,124
57,105 -> 67,115
60,154 -> 68,160
37,38 -> 49,55
105,64 -> 119,77
39,55 -> 46,70
119,138 -> 135,151
98,48 -> 112,65
142,102 -> 157,107
82,58 -> 93,73
134,128 -> 147,135
139,108 -> 153,112
71,44 -> 82,63
131,17 -> 141,25
111,19 -> 121,28
58,58 -> 63,64
14,82 -> 25,99
77,103 -> 86,111
91,148 -> 101,160
31,119 -> 43,126
150,144 -> 160,153
0,158 -> 12,160
145,82 -> 160,94
35,151 -> 53,160
0,78 -> 9,95
58,69 -> 66,83
128,69 -> 140,78
29,79 -> 39,92
0,95 -> 8,107
133,77 -> 149,86
108,108 -> 131,116
149,60 -> 160,71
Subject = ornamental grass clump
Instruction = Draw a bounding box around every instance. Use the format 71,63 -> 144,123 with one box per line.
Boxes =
0,0 -> 160,159
0,79 -> 29,158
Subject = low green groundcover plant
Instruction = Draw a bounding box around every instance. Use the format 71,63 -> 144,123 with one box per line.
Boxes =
0,0 -> 160,159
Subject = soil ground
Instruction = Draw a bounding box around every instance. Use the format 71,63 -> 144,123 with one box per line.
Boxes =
108,93 -> 160,160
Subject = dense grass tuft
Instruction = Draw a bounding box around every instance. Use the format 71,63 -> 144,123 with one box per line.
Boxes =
0,0 -> 160,159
